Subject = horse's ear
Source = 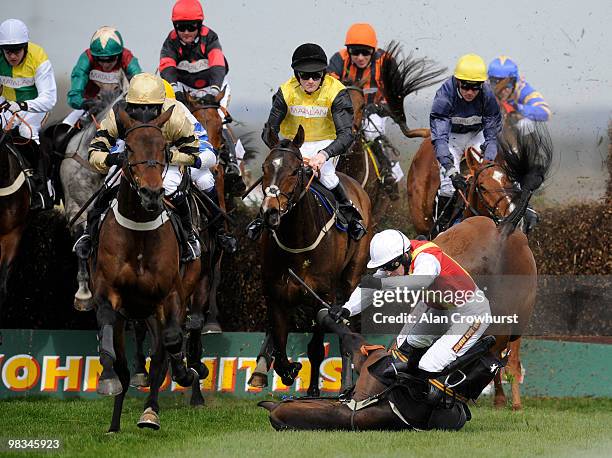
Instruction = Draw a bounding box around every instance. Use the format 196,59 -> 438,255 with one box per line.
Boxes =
215,87 -> 226,104
293,125 -> 305,149
465,146 -> 483,172
152,104 -> 175,128
262,123 -> 279,148
116,109 -> 136,131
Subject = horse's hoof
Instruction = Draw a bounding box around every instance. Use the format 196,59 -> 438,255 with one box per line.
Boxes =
73,295 -> 93,312
512,404 -> 523,411
307,388 -> 320,397
494,396 -> 507,409
202,321 -> 222,334
97,377 -> 122,396
248,372 -> 268,388
129,373 -> 150,388
189,362 -> 209,380
137,407 -> 160,430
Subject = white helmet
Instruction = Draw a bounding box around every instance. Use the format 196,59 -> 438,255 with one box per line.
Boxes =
0,19 -> 29,46
367,229 -> 410,269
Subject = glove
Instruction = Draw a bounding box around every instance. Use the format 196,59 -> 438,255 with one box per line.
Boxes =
192,156 -> 202,169
450,173 -> 467,191
6,101 -> 26,113
104,153 -> 125,167
175,90 -> 187,105
328,304 -> 350,323
82,99 -> 97,112
359,274 -> 382,290
207,85 -> 221,97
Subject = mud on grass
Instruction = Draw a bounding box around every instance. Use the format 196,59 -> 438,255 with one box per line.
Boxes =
0,397 -> 610,458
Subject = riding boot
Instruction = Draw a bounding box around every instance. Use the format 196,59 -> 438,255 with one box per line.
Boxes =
28,155 -> 54,211
331,181 -> 367,241
169,192 -> 201,262
73,185 -> 117,258
370,136 -> 397,190
204,188 -> 237,253
435,193 -> 460,233
246,215 -> 264,241
523,206 -> 539,235
220,129 -> 247,197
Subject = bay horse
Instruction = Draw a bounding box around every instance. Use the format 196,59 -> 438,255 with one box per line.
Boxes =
92,105 -> 205,432
0,121 -> 31,344
337,42 -> 444,225
247,125 -> 372,395
259,126 -> 552,428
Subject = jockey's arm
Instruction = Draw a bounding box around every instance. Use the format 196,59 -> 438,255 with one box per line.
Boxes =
318,89 -> 354,159
165,101 -> 200,166
88,111 -> 120,174
515,80 -> 551,121
379,253 -> 440,291
159,37 -> 180,85
203,31 -> 226,89
67,52 -> 91,110
122,50 -> 143,80
342,269 -> 388,317
26,58 -> 57,113
430,89 -> 454,170
326,52 -> 344,80
481,87 -> 502,160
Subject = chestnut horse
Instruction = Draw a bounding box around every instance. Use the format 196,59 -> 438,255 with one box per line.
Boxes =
0,125 -> 31,344
91,106 -> 205,432
337,43 -> 444,225
260,126 -> 552,428
247,126 -> 372,395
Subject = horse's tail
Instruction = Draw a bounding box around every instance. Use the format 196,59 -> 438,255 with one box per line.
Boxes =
237,131 -> 263,165
498,122 -> 554,237
380,41 -> 446,131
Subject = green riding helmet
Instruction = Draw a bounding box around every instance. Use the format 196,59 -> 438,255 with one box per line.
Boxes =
89,26 -> 124,57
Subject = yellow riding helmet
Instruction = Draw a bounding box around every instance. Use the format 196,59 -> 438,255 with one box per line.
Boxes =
162,79 -> 176,99
126,73 -> 166,104
454,54 -> 487,82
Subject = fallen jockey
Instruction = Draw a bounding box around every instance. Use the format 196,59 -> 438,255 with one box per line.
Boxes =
329,230 -> 495,390
247,43 -> 366,241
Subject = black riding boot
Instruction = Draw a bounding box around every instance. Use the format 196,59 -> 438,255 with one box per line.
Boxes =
28,155 -> 54,211
434,193 -> 461,234
246,214 -> 264,241
523,206 -> 539,235
169,192 -> 201,262
73,185 -> 117,258
204,188 -> 237,253
370,136 -> 398,194
220,130 -> 246,197
331,182 -> 367,241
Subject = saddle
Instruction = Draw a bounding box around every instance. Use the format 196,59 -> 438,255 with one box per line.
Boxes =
309,180 -> 348,232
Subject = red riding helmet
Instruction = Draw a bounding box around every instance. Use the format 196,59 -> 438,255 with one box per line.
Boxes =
171,0 -> 204,22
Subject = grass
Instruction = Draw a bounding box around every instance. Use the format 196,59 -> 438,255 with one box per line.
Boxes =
0,396 -> 611,458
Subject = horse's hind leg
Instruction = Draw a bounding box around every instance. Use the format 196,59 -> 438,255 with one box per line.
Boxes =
109,316 -> 130,433
163,293 -> 196,388
186,296 -> 208,407
73,225 -> 93,312
306,329 -> 324,397
0,231 -> 23,345
270,305 -> 302,387
248,333 -> 273,388
493,371 -> 506,408
129,320 -> 149,387
507,339 -> 523,410
202,250 -> 223,334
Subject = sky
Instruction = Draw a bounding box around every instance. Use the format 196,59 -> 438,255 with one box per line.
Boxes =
9,0 -> 612,201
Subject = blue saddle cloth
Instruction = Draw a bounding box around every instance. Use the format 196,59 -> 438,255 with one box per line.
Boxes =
309,181 -> 347,232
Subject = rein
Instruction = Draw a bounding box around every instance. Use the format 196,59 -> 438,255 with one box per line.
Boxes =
464,163 -> 515,224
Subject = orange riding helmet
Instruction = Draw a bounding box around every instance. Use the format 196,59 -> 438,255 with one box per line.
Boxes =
345,23 -> 377,49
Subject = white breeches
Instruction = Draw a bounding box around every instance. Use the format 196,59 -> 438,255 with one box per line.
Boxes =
62,109 -> 86,127
438,130 -> 485,197
0,110 -> 46,143
300,139 -> 339,189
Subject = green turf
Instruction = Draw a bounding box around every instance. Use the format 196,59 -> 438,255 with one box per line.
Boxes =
0,396 -> 610,458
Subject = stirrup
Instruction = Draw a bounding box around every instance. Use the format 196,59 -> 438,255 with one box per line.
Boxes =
348,219 -> 367,241
216,229 -> 238,253
73,233 -> 92,259
182,234 -> 201,262
246,218 -> 264,241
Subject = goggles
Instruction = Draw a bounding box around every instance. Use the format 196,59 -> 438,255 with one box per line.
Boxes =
96,55 -> 119,63
458,80 -> 483,91
297,71 -> 324,81
347,46 -> 374,57
1,44 -> 27,53
380,255 -> 404,272
174,22 -> 200,32
489,77 -> 516,89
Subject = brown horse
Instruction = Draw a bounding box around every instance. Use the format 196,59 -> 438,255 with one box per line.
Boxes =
247,126 -> 372,395
259,125 -> 552,428
0,126 -> 31,344
337,43 -> 444,225
91,105 -> 205,432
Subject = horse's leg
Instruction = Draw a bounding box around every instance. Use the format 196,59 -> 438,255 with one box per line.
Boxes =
108,316 -> 129,433
248,332 -> 274,388
73,224 -> 93,312
507,339 -> 523,410
186,282 -> 209,407
493,371 -> 506,408
0,230 -> 23,345
163,293 -> 196,388
129,320 -> 149,387
138,316 -> 165,430
270,305 -> 301,387
95,296 -> 122,396
306,328 -> 324,397
202,249 -> 222,334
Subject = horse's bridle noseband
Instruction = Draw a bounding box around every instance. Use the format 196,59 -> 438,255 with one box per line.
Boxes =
123,123 -> 169,191
467,162 -> 515,224
262,146 -> 309,219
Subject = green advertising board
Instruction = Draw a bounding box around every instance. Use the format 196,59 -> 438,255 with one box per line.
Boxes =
0,330 -> 610,398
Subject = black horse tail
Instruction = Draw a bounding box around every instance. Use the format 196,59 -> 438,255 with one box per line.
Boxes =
498,122 -> 554,237
380,41 -> 446,129
237,131 -> 263,165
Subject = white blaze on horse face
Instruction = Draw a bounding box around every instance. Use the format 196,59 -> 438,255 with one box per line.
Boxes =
491,170 -> 515,215
262,157 -> 284,213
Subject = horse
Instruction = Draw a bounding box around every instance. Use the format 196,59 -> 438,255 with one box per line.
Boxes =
0,120 -> 32,344
246,125 -> 372,395
45,87 -> 125,311
91,105 -> 205,432
259,125 -> 552,428
337,42 -> 444,225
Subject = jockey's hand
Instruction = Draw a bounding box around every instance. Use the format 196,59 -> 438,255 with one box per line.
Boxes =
105,153 -> 125,167
328,304 -> 350,323
82,99 -> 97,112
306,151 -> 327,172
5,101 -> 27,113
207,85 -> 221,97
359,274 -> 382,290
175,90 -> 187,105
192,156 -> 202,169
451,173 -> 467,191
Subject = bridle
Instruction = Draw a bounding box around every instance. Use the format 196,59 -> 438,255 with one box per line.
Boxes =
465,162 -> 515,225
122,123 -> 169,193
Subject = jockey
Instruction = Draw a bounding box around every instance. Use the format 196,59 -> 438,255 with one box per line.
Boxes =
248,43 -> 366,241
430,54 -> 502,229
74,73 -> 203,263
63,26 -> 142,128
159,0 -> 245,196
488,55 -> 549,233
330,229 -> 491,382
0,18 -> 57,210
328,23 -> 402,200
487,55 -> 551,131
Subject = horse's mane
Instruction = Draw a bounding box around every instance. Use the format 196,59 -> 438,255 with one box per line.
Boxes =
380,41 -> 447,124
498,122 -> 554,233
